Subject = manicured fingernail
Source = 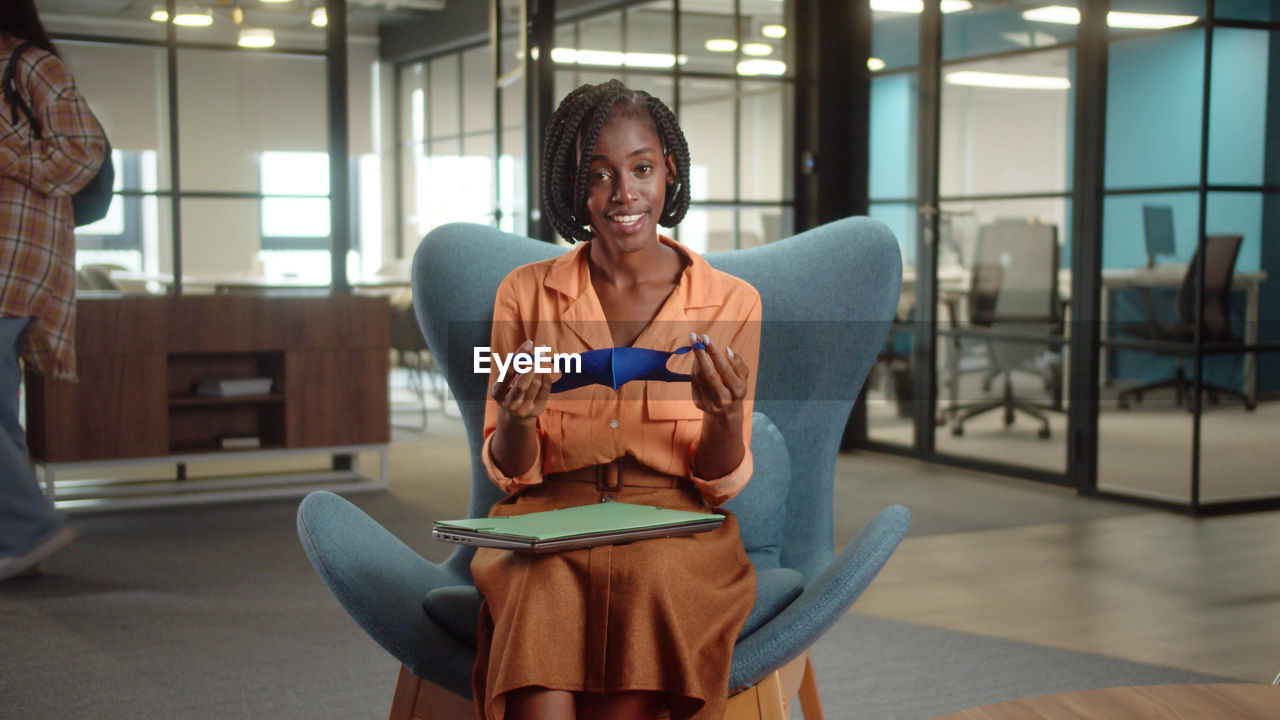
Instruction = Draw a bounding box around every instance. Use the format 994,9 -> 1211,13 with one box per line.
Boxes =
702,333 -> 711,345
690,332 -> 698,344
727,347 -> 735,358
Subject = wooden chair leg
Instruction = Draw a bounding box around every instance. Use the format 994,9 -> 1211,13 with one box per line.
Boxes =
388,665 -> 474,720
723,651 -> 820,720
797,654 -> 825,720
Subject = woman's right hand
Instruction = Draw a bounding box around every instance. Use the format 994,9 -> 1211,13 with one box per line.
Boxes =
491,340 -> 556,425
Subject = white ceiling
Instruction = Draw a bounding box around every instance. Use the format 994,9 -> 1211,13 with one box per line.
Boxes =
36,0 -> 442,39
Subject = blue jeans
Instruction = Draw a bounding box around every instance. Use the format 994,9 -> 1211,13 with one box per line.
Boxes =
0,318 -> 62,556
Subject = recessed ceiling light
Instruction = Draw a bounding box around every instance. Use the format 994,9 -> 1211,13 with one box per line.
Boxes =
705,38 -> 738,53
1023,5 -> 1198,29
761,25 -> 787,39
258,0 -> 291,4
150,8 -> 168,22
172,7 -> 214,26
1107,10 -> 1198,29
311,7 -> 327,26
945,70 -> 1070,89
742,43 -> 773,56
736,59 -> 786,76
238,28 -> 276,48
549,48 -> 683,68
868,57 -> 886,71
871,0 -> 972,13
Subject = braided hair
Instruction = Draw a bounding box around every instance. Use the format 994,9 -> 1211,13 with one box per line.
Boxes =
542,79 -> 692,244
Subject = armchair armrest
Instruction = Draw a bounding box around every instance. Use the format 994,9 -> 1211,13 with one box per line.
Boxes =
297,491 -> 477,697
728,505 -> 911,692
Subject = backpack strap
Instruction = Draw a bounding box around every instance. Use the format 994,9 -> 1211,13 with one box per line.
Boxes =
3,41 -> 44,139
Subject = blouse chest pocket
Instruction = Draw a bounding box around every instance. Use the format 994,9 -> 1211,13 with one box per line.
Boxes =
544,385 -> 594,415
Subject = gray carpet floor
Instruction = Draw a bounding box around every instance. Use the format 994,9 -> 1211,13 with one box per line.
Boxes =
806,615 -> 1233,720
0,409 -> 1211,719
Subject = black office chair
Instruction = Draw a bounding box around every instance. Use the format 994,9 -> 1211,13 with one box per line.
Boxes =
1116,234 -> 1255,412
949,221 -> 1064,439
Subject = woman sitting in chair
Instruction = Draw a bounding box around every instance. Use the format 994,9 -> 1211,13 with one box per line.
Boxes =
473,79 -> 762,720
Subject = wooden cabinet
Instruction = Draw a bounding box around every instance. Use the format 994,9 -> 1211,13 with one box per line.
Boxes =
25,294 -> 390,464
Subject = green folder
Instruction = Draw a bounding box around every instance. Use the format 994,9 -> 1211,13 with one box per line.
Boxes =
433,502 -> 724,553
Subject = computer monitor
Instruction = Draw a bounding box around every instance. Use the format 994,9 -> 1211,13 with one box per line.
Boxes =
1142,205 -> 1176,268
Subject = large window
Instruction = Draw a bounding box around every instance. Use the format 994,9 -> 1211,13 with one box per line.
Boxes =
398,45 -> 500,252
49,13 -> 385,290
396,0 -> 795,252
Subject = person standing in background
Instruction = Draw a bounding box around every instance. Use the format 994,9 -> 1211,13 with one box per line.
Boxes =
0,0 -> 106,582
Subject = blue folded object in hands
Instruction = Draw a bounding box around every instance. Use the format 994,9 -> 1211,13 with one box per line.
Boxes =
550,342 -> 705,393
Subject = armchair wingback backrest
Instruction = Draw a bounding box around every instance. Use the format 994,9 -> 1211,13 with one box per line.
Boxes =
412,218 -> 902,583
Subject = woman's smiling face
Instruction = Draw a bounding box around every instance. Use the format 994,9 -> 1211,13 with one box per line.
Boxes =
583,109 -> 677,253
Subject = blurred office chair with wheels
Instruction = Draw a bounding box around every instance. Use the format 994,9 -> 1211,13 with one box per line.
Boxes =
378,260 -> 446,431
296,217 -> 911,720
948,220 -> 1064,439
1116,234 -> 1254,412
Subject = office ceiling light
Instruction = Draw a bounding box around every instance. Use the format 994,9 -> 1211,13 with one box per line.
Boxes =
238,28 -> 276,48
575,49 -> 625,65
736,59 -> 786,76
742,43 -> 773,56
311,7 -> 327,26
761,24 -> 787,39
945,70 -> 1070,90
172,7 -> 214,26
705,38 -> 738,53
550,48 -> 685,68
1107,10 -> 1198,29
868,57 -> 886,71
258,0 -> 291,3
622,52 -> 682,68
1023,5 -> 1198,30
150,8 -> 168,22
871,0 -> 972,13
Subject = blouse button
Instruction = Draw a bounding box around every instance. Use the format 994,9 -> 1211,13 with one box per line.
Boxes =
608,418 -> 619,429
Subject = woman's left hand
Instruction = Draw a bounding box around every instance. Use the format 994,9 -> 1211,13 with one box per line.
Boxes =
689,332 -> 749,419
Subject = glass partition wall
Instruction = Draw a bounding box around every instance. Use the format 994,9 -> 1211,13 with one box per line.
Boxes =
395,0 -> 795,253
866,1 -> 1078,480
1096,4 -> 1280,510
55,0 -> 1278,513
49,4 -> 384,291
863,0 -> 1280,512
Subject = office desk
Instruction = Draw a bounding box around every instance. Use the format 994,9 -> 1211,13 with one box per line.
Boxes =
901,265 -> 1267,398
930,683 -> 1279,720
1100,265 -> 1267,399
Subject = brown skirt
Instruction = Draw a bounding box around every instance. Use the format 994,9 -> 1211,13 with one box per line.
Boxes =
470,456 -> 756,720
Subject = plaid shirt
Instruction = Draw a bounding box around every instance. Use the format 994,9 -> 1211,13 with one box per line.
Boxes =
0,36 -> 105,381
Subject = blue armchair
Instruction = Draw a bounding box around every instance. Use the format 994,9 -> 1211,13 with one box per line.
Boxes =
297,217 -> 910,719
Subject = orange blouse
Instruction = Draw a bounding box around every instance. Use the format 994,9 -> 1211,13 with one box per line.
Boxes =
480,235 -> 761,507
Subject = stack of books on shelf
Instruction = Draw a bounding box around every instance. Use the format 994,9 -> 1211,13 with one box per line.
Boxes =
195,377 -> 273,397
219,435 -> 262,450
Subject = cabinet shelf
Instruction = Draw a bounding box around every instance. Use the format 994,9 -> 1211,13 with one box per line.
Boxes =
168,441 -> 287,455
168,394 -> 286,408
25,294 -> 390,470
